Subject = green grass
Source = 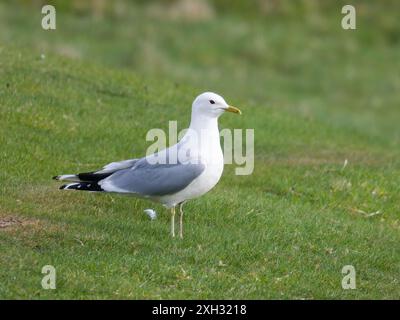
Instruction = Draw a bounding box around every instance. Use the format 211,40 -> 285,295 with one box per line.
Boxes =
1,2 -> 400,299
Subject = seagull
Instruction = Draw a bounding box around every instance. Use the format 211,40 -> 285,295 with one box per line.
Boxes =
53,92 -> 241,238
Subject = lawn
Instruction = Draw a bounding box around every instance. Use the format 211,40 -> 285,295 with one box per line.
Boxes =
0,1 -> 399,299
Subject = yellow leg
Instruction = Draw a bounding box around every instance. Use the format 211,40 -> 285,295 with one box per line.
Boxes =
179,203 -> 184,239
171,207 -> 176,237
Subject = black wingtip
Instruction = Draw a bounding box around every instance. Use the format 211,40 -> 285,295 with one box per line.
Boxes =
59,182 -> 103,192
53,175 -> 59,180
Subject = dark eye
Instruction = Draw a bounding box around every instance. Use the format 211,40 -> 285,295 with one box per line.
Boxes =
209,100 -> 215,104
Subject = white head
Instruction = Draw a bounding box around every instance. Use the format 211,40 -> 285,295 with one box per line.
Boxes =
191,92 -> 241,118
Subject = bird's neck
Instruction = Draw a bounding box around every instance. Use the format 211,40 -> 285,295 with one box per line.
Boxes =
181,113 -> 221,155
188,113 -> 219,137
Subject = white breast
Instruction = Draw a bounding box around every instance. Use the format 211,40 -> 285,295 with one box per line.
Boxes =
157,129 -> 224,207
155,108 -> 225,207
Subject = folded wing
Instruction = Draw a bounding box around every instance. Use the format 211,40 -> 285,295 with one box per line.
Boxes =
100,158 -> 205,196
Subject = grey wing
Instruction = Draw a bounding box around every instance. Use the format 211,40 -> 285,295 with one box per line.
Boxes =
99,158 -> 205,196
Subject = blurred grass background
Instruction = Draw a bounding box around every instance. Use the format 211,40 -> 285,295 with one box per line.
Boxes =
2,0 -> 400,142
0,0 -> 399,299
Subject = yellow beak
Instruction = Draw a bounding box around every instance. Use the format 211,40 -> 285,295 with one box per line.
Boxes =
225,105 -> 242,115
